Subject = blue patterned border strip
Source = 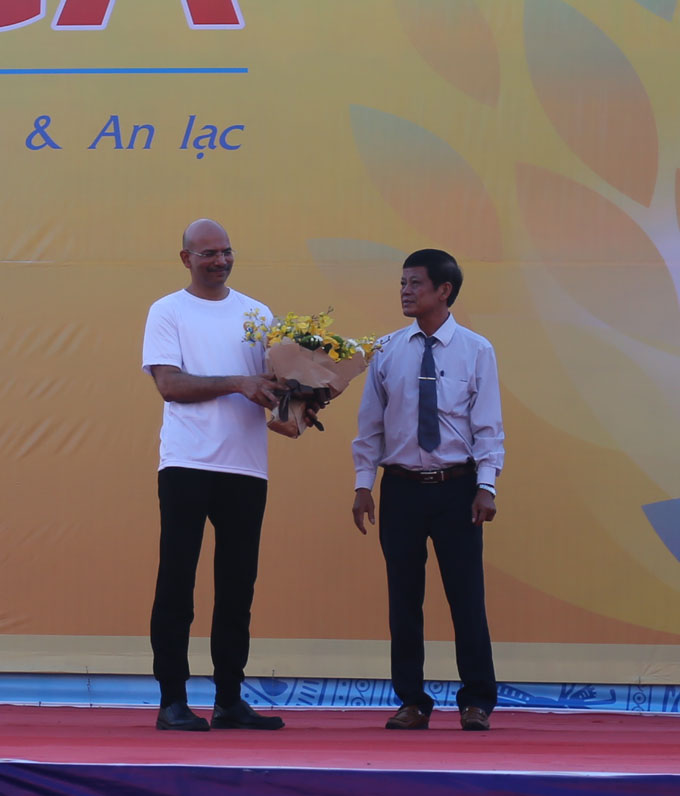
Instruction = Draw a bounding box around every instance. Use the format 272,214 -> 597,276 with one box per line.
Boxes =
1,674 -> 679,713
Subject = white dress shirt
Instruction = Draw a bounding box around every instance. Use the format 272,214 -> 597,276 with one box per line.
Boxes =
352,314 -> 504,490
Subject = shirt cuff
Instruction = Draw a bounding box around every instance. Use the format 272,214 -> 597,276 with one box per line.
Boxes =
354,470 -> 377,491
476,465 -> 497,487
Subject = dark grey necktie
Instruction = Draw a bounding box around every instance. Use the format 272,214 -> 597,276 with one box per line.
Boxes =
418,336 -> 440,452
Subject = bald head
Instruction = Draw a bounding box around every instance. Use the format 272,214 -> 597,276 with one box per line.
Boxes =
182,218 -> 228,251
179,219 -> 234,299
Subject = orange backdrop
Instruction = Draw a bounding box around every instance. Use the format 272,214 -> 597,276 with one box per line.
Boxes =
1,0 -> 679,683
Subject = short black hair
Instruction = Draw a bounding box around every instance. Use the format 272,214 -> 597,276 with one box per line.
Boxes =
402,249 -> 462,307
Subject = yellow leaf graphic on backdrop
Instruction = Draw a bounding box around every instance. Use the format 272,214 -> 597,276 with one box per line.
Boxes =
632,0 -> 677,20
307,239 -> 405,289
516,163 -> 680,352
395,0 -> 500,107
524,0 -> 658,206
349,105 -> 502,261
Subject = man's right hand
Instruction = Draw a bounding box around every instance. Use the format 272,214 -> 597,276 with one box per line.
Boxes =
149,366 -> 286,406
352,488 -> 375,535
239,374 -> 284,409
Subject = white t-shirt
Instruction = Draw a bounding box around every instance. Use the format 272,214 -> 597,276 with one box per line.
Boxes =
142,288 -> 273,478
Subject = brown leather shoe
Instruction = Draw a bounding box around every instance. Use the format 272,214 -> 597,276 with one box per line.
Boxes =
460,706 -> 490,731
385,704 -> 429,730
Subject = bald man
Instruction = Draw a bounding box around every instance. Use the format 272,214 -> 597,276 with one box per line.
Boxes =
142,219 -> 285,731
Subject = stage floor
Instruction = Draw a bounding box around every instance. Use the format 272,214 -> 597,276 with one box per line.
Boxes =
1,706 -> 679,795
0,705 -> 678,771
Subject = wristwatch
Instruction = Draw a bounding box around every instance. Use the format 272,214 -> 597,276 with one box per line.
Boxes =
477,483 -> 496,497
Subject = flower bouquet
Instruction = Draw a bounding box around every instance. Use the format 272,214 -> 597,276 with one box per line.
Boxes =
244,309 -> 379,438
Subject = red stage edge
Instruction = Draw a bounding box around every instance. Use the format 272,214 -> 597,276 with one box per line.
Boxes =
1,706 -> 680,794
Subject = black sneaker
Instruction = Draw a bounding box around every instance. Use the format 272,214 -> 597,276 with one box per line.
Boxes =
211,699 -> 284,730
156,701 -> 210,731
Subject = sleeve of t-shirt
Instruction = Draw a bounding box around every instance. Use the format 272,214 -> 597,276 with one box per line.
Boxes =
142,300 -> 182,374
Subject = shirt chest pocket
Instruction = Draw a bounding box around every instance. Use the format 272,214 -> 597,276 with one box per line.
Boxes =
437,367 -> 473,418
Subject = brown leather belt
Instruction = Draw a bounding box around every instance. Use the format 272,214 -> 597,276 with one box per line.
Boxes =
383,461 -> 475,483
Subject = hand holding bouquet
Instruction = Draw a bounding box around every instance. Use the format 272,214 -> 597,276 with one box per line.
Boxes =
244,309 -> 379,437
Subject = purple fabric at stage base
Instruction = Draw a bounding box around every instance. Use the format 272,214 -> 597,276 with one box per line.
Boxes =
1,764 -> 679,796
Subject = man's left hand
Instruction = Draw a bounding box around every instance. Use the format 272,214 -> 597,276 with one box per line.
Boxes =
303,400 -> 325,429
472,488 -> 496,526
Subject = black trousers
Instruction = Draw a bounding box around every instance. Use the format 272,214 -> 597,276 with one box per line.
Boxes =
379,470 -> 497,715
150,467 -> 267,707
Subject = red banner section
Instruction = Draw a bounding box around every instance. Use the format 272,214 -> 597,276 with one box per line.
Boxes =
0,0 -> 244,31
0,0 -> 44,30
183,0 -> 243,27
53,0 -> 113,28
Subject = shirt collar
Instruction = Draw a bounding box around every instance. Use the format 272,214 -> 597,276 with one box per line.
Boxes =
407,313 -> 457,346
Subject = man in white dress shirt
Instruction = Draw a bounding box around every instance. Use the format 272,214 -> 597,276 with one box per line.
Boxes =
352,249 -> 504,731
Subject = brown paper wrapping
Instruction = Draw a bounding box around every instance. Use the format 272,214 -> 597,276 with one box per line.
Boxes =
265,337 -> 368,437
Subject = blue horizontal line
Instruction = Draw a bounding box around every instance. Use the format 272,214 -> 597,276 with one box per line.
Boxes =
0,67 -> 248,75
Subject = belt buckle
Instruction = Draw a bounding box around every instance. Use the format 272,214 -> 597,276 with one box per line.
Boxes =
420,469 -> 443,483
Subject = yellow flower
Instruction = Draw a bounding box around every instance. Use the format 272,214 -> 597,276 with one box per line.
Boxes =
243,307 -> 380,361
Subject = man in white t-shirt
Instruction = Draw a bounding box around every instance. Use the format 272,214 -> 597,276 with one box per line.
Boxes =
142,218 -> 286,732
